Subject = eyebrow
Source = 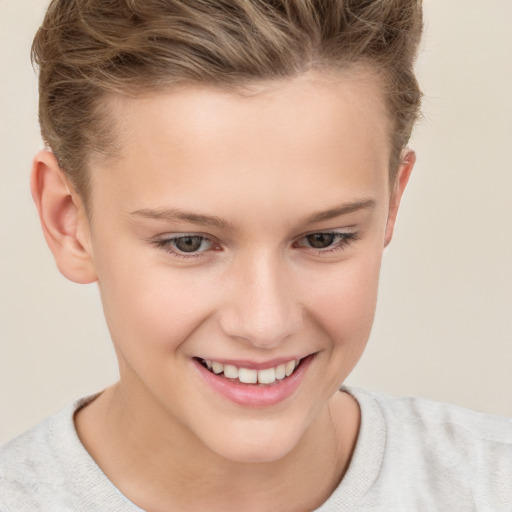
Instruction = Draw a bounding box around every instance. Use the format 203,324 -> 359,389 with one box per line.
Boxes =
130,198 -> 376,230
300,198 -> 376,224
130,208 -> 236,230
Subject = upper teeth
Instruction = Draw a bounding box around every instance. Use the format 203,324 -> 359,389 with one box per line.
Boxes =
204,359 -> 301,384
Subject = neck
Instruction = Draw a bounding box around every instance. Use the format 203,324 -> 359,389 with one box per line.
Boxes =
75,383 -> 359,512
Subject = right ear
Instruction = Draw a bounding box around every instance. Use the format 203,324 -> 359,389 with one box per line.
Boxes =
31,150 -> 97,284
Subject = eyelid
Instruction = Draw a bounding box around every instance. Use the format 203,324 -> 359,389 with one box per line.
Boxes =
293,227 -> 357,243
153,232 -> 214,243
293,229 -> 360,254
153,233 -> 217,259
299,225 -> 357,236
152,228 -> 360,260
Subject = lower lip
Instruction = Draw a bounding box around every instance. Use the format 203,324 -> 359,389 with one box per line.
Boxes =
193,356 -> 314,408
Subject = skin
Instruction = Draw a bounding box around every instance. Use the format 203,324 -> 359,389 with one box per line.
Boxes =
31,71 -> 414,511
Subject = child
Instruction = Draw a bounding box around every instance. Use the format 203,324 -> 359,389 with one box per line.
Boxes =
1,1 -> 511,510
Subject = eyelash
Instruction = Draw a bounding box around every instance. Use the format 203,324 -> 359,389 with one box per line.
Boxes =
293,231 -> 359,253
153,231 -> 359,260
154,235 -> 217,260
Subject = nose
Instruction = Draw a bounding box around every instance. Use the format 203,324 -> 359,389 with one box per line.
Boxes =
218,251 -> 303,349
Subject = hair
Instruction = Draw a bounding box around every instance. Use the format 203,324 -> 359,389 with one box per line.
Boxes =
32,0 -> 423,202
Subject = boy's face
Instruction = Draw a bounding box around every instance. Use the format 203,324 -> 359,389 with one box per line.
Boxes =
57,72 -> 411,462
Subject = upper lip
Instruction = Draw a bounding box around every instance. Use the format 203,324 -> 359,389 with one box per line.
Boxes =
195,354 -> 312,370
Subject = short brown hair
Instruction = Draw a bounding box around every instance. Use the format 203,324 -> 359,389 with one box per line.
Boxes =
32,0 -> 423,200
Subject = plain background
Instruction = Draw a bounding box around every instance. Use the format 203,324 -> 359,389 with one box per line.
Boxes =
1,1 -> 511,444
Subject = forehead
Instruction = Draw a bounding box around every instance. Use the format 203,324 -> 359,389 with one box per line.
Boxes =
91,72 -> 391,221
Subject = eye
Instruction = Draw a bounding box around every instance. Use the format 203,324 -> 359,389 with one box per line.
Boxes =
294,231 -> 359,254
154,234 -> 215,258
172,235 -> 209,253
303,232 -> 337,249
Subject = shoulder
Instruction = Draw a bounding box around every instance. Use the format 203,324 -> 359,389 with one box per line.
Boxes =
345,387 -> 512,510
359,387 -> 512,445
0,401 -> 76,511
0,394 -> 139,512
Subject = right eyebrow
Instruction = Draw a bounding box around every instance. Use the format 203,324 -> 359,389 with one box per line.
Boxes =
129,208 -> 237,230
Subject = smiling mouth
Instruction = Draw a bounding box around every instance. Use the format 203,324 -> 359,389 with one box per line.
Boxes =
197,357 -> 305,385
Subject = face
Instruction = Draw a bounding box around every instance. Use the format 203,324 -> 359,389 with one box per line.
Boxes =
73,72 -> 408,463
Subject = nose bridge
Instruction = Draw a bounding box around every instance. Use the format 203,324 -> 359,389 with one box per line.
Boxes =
219,249 -> 302,348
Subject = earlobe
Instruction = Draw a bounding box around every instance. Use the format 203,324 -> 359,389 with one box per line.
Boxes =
31,150 -> 97,284
384,149 -> 416,247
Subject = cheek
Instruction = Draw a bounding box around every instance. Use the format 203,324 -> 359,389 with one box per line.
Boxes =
96,252 -> 218,356
304,251 -> 383,349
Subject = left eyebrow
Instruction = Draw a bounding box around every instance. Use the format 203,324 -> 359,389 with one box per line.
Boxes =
300,199 -> 376,225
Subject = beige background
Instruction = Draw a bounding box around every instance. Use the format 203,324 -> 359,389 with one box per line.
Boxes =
1,1 -> 511,444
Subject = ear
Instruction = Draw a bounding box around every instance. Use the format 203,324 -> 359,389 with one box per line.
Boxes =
384,149 -> 416,247
31,150 -> 97,284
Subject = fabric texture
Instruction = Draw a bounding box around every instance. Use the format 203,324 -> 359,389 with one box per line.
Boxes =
1,387 -> 511,511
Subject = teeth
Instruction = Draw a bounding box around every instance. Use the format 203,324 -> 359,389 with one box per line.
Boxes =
258,367 -> 276,384
285,360 -> 296,377
238,368 -> 258,384
211,361 -> 223,374
202,357 -> 303,384
223,364 -> 238,379
275,364 -> 286,380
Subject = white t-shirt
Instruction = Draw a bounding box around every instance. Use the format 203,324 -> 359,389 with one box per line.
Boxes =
1,387 -> 511,511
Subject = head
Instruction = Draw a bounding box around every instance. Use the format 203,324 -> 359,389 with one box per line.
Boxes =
32,0 -> 422,203
31,0 -> 422,463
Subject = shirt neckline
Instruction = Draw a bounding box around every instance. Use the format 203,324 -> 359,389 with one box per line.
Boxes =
60,387 -> 386,511
314,386 -> 386,510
